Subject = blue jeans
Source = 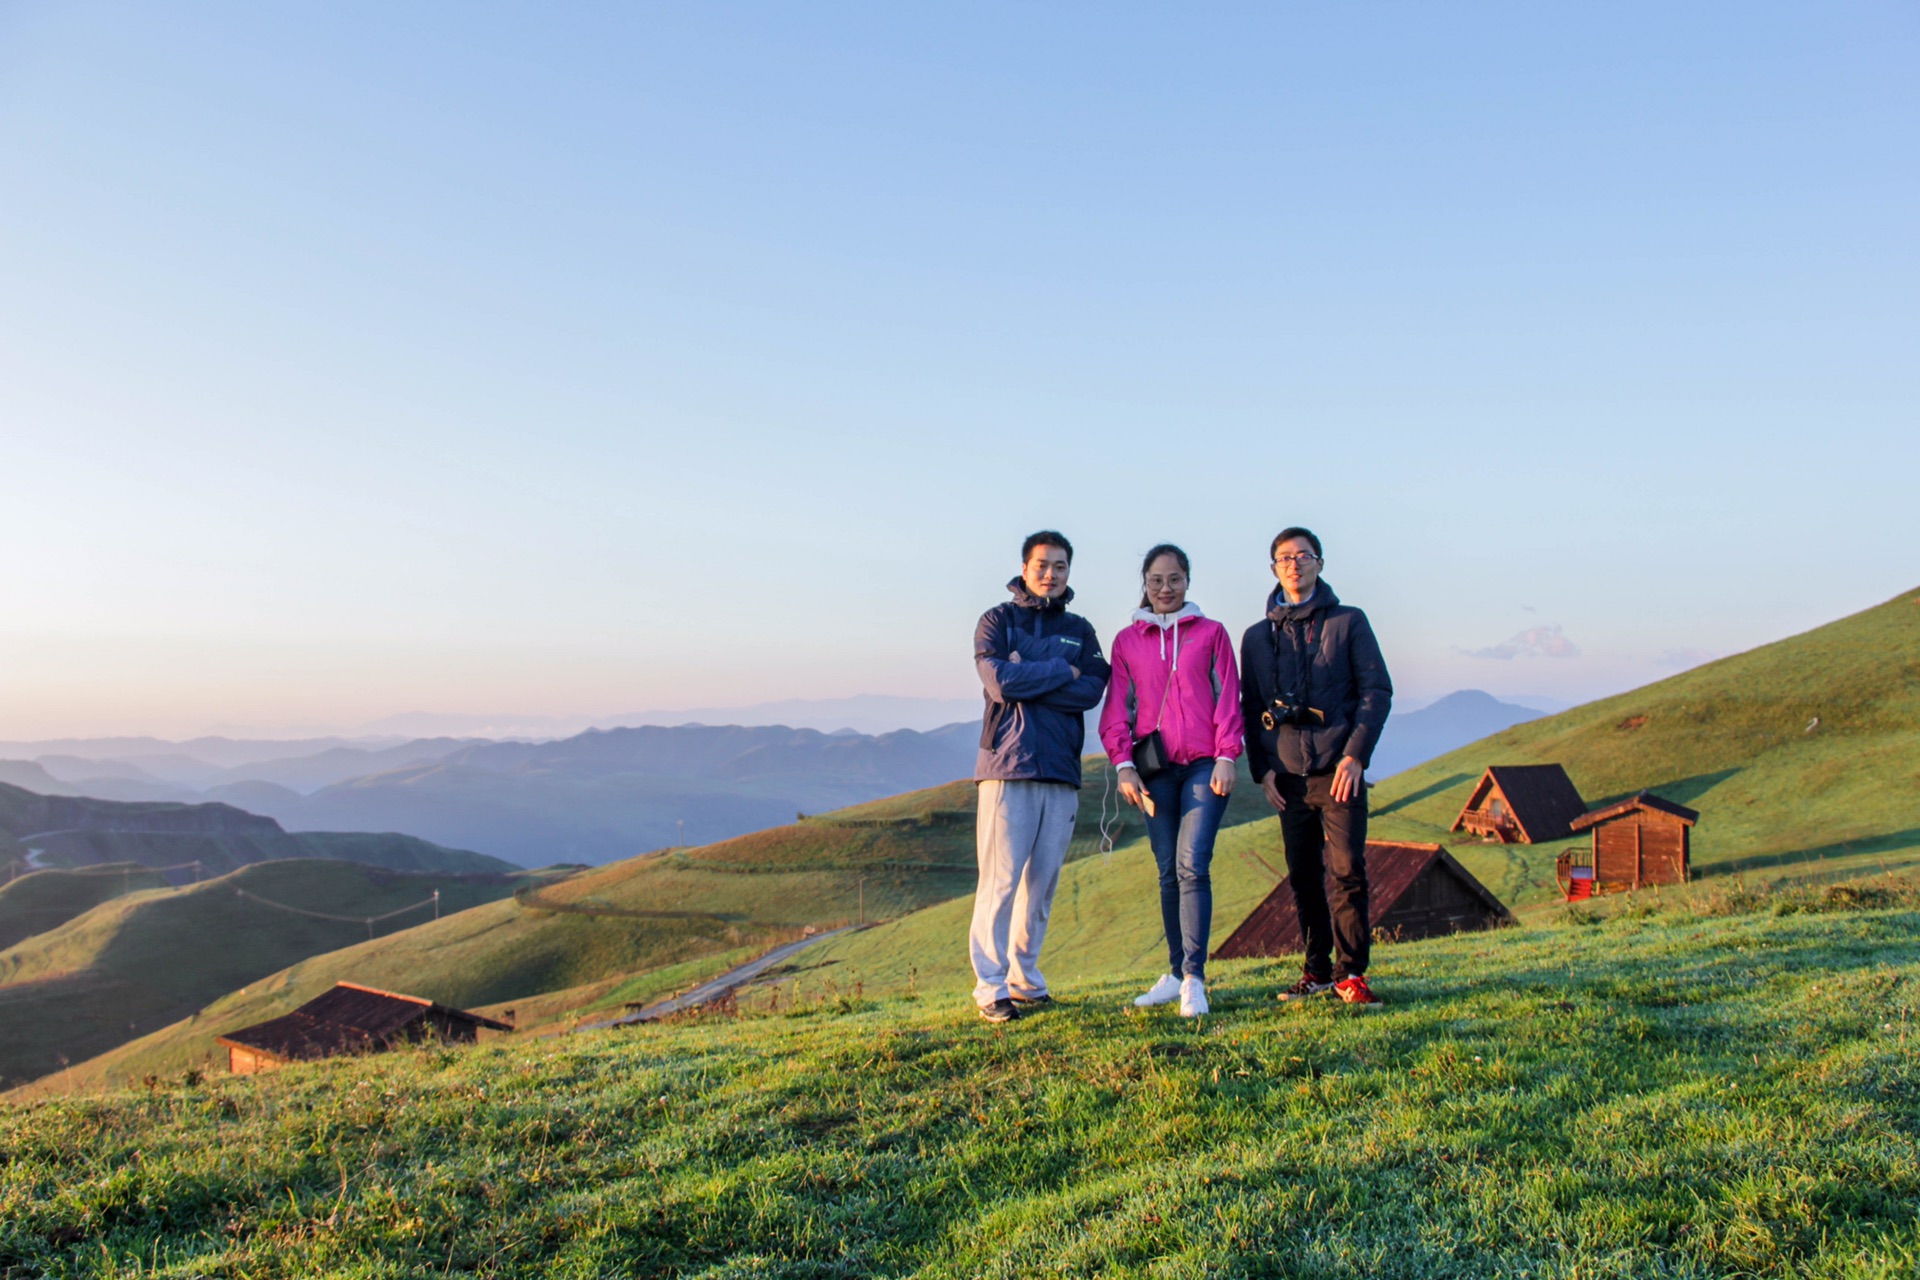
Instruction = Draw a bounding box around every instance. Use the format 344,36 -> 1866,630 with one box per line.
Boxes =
1142,757 -> 1227,980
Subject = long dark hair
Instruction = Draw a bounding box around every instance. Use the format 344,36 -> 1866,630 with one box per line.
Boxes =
1138,543 -> 1190,608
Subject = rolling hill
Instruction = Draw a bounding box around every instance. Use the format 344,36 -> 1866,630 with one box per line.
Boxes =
0,859 -> 535,1089
0,864 -> 172,951
26,586 -> 1919,1097
27,758 -> 1278,1094
240,721 -> 989,865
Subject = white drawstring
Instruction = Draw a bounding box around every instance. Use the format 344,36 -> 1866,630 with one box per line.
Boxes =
1097,760 -> 1118,860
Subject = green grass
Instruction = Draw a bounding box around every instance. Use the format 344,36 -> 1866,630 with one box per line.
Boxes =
2,883 -> 1915,1278
0,860 -> 530,1089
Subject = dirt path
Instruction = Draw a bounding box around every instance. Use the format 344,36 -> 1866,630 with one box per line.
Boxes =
579,926 -> 859,1030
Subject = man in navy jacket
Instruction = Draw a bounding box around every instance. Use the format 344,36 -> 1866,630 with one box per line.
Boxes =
1240,526 -> 1392,1007
969,530 -> 1110,1022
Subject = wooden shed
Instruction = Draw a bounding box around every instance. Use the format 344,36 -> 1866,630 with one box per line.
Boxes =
1213,841 -> 1511,960
1450,765 -> 1589,844
1556,791 -> 1699,899
216,981 -> 510,1075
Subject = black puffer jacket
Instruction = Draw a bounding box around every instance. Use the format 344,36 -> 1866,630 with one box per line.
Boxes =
1238,580 -> 1392,779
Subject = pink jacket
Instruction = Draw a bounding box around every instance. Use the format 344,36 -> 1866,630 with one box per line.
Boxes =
1098,603 -> 1244,768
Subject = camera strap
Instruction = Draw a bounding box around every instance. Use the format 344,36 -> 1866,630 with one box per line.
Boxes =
1264,612 -> 1320,730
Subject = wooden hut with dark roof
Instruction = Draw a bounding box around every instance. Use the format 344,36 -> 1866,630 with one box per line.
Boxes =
1450,764 -> 1589,844
217,982 -> 510,1075
1213,841 -> 1511,960
1556,791 -> 1700,899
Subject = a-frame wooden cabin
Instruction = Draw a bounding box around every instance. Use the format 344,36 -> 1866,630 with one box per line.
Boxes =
1450,764 -> 1588,844
1213,841 -> 1511,959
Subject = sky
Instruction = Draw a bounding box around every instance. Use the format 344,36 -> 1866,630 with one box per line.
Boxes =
1,2 -> 1915,740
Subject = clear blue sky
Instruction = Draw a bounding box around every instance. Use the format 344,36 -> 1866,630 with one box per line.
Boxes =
2,3 -> 1915,738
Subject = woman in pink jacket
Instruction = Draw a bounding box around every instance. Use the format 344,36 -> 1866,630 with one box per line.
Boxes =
1098,543 -> 1243,1017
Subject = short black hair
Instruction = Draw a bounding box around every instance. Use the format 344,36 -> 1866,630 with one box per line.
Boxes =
1270,526 -> 1323,560
1022,530 -> 1074,563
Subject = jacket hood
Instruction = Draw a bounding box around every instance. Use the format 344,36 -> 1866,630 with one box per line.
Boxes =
1129,601 -> 1207,664
1007,576 -> 1074,611
1266,580 -> 1340,623
1130,601 -> 1207,631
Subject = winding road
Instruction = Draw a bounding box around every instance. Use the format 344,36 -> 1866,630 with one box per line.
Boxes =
580,926 -> 859,1030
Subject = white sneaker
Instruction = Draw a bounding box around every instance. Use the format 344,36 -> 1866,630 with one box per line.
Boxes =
1134,974 -> 1182,1007
1179,975 -> 1209,1018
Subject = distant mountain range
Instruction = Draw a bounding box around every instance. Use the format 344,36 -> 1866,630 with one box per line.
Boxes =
1365,690 -> 1542,779
0,780 -> 513,879
3,689 -> 1544,867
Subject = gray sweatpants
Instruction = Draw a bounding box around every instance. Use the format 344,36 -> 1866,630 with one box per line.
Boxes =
969,778 -> 1078,1007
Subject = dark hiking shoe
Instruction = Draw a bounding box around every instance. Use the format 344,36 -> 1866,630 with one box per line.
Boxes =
1335,974 -> 1383,1008
1276,974 -> 1335,1002
978,999 -> 1021,1023
1010,992 -> 1053,1009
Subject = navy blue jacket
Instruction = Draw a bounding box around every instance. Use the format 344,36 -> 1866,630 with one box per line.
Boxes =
1238,580 -> 1393,779
974,580 -> 1112,787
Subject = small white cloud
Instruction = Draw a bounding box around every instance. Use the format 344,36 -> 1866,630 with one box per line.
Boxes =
1462,625 -> 1581,661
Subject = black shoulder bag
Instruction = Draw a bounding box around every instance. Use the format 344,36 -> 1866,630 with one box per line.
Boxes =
1129,640 -> 1177,782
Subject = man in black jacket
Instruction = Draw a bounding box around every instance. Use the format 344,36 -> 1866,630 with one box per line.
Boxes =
1239,527 -> 1392,1007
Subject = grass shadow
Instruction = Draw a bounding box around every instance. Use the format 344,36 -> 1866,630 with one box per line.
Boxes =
1372,772 -> 1476,819
1704,827 -> 1920,877
1590,768 -> 1741,810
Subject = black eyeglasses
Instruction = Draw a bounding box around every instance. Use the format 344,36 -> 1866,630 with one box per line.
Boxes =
1272,553 -> 1320,567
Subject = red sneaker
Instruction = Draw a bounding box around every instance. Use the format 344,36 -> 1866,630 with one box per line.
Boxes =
1334,974 -> 1382,1008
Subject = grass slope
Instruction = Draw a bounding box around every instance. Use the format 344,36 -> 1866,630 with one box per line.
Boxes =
2,883 -> 1915,1277
1358,585 -> 1920,911
32,762 -> 1272,1094
0,860 -> 528,1089
797,589 -> 1920,1004
0,864 -> 172,952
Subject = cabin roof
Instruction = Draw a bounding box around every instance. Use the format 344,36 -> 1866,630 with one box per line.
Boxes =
1213,841 -> 1510,958
1570,790 -> 1701,832
216,982 -> 509,1063
1452,764 -> 1589,842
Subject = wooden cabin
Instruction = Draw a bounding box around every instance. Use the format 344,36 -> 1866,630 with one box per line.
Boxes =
1213,841 -> 1511,960
217,982 -> 510,1075
1556,792 -> 1699,899
1450,765 -> 1588,844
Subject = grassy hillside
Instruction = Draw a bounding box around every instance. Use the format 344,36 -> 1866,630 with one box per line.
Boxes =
0,864 -> 172,951
1356,585 -> 1920,911
2,881 -> 1915,1277
791,589 -> 1920,1003
31,588 -> 1917,1099
0,860 -> 529,1089
30,761 -> 1273,1094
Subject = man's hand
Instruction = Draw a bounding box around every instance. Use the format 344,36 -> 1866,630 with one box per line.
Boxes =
1259,769 -> 1286,811
1210,758 -> 1237,797
1069,666 -> 1081,680
1117,764 -> 1147,810
1331,755 -> 1365,804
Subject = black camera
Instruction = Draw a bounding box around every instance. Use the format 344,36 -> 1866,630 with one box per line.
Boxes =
1261,696 -> 1325,731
